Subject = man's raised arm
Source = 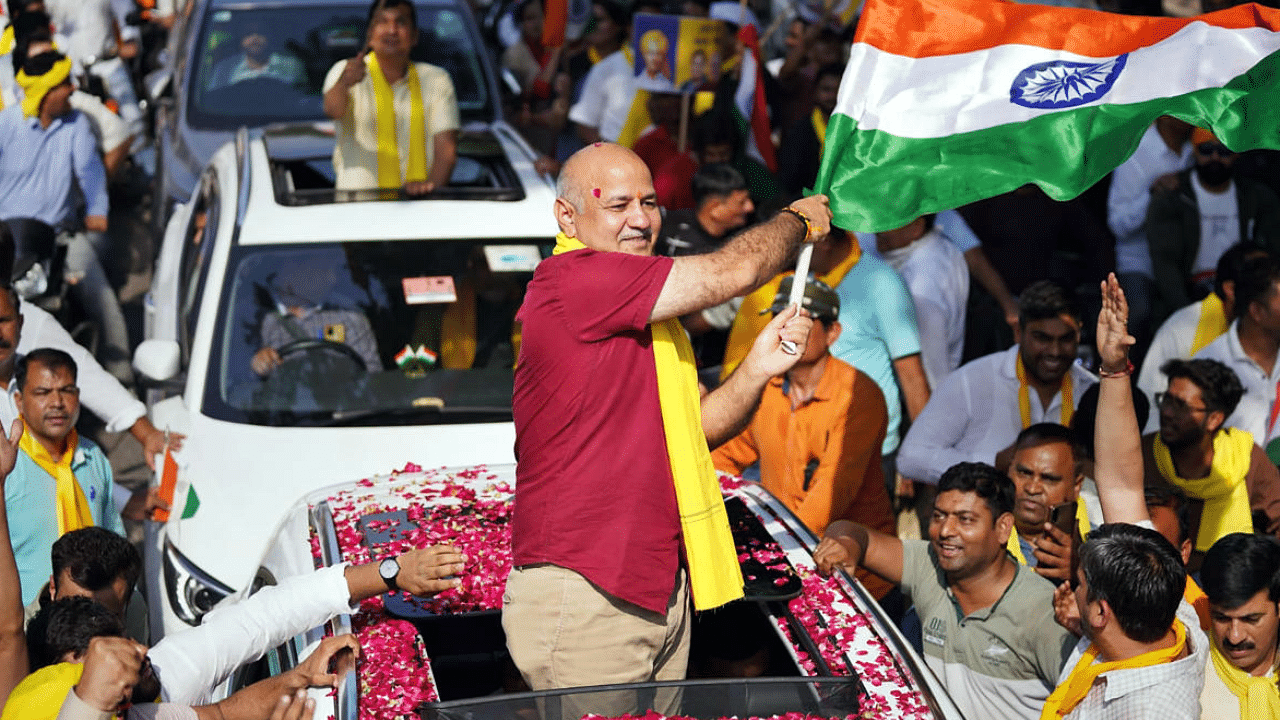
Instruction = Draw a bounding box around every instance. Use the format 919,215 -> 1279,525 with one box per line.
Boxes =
1094,273 -> 1149,526
650,195 -> 832,323
0,418 -> 27,707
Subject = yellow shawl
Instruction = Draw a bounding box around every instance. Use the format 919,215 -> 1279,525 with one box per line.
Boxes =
15,55 -> 72,119
811,108 -> 827,153
1210,643 -> 1280,720
1016,354 -> 1073,429
366,53 -> 427,188
553,233 -> 743,610
1040,620 -> 1188,719
1005,503 -> 1090,565
20,422 -> 91,535
1,662 -> 90,720
1152,428 -> 1254,551
1191,293 -> 1229,355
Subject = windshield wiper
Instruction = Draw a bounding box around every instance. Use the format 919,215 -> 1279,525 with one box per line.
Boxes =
315,405 -> 511,427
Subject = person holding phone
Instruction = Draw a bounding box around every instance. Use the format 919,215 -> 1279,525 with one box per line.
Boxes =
1005,423 -> 1091,584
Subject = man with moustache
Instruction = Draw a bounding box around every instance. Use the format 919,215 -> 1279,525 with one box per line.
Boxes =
1148,128 -> 1280,322
1198,533 -> 1280,719
4,348 -> 123,606
505,141 -> 828,701
1005,423 -> 1090,583
899,280 -> 1098,485
813,462 -> 1075,720
1141,358 -> 1280,554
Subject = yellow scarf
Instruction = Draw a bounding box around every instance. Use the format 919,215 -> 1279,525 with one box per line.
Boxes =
1185,576 -> 1210,631
366,53 -> 426,189
553,233 -> 743,610
1152,428 -> 1255,551
1016,354 -> 1073,429
20,421 -> 91,535
1,662 -> 96,720
719,237 -> 862,380
1005,503 -> 1090,565
0,26 -> 13,56
1040,620 -> 1188,720
15,56 -> 72,119
1191,293 -> 1229,355
1210,643 -> 1280,719
811,108 -> 827,153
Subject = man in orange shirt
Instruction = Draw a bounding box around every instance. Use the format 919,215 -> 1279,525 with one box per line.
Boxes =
712,276 -> 896,600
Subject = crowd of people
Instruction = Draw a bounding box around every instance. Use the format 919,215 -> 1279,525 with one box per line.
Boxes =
0,0 -> 1279,716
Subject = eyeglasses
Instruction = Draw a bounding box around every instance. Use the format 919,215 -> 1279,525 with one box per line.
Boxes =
1155,392 -> 1209,414
1197,142 -> 1232,157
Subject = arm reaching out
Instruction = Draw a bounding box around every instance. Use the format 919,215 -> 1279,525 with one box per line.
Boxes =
0,418 -> 26,708
812,519 -> 905,585
1093,273 -> 1149,526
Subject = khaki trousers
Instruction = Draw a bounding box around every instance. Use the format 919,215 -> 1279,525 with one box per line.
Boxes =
502,564 -> 691,717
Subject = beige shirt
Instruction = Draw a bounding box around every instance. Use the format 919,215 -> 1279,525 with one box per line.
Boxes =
1199,652 -> 1280,720
322,60 -> 460,190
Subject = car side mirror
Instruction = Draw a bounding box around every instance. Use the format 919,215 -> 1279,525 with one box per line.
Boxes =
134,339 -> 181,382
145,68 -> 173,104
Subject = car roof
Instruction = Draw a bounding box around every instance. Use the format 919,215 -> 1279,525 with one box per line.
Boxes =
207,0 -> 455,7
224,125 -> 559,246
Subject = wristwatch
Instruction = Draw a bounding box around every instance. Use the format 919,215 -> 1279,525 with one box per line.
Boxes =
378,557 -> 400,591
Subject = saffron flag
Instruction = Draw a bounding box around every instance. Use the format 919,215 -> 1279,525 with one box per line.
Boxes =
815,0 -> 1280,232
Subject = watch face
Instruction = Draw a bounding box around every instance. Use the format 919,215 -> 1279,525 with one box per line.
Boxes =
379,557 -> 399,579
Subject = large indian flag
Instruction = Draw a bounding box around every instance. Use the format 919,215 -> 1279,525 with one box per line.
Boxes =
816,0 -> 1280,232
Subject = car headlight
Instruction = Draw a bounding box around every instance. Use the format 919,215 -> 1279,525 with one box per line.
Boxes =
162,538 -> 235,625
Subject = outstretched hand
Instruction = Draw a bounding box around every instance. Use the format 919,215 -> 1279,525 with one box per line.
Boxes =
1097,273 -> 1134,374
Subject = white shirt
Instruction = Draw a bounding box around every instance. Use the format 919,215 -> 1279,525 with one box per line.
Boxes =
898,345 -> 1098,484
880,227 -> 969,389
1137,299 -> 1225,433
151,563 -> 355,705
4,302 -> 146,433
322,60 -> 460,191
567,49 -> 635,142
45,0 -> 134,65
1191,178 -> 1240,275
1107,124 -> 1194,277
1195,320 -> 1280,447
1058,598 -> 1208,720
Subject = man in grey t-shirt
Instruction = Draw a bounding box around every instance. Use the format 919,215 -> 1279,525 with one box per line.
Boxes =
814,461 -> 1075,720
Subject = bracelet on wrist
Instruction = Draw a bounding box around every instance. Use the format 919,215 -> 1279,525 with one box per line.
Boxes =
1098,360 -> 1134,378
779,207 -> 812,242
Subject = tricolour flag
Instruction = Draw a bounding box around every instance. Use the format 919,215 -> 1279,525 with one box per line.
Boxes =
816,0 -> 1280,232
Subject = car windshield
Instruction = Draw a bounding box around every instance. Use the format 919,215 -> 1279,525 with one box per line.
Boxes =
187,2 -> 492,130
203,239 -> 545,426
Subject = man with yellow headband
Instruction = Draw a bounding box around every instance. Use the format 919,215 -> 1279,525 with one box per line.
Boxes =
1198,532 -> 1280,720
1141,357 -> 1280,553
5,349 -> 122,607
0,51 -> 107,238
323,0 -> 459,195
505,141 -> 827,708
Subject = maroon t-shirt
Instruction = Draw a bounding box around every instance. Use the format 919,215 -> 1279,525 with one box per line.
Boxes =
512,248 -> 681,614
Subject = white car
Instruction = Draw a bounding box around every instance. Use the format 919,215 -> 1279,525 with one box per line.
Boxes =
219,465 -> 964,720
134,122 -> 557,639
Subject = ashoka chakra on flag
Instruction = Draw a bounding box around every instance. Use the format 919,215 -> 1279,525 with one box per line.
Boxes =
814,0 -> 1280,233
1009,55 -> 1128,109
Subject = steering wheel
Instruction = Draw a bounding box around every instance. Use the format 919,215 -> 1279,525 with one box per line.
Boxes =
275,338 -> 366,372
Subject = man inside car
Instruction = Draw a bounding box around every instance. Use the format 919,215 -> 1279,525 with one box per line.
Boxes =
322,0 -> 459,196
250,258 -> 382,378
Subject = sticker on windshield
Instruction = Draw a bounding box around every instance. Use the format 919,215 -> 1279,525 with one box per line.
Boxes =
483,245 -> 541,273
213,10 -> 231,22
325,28 -> 362,49
402,276 -> 457,304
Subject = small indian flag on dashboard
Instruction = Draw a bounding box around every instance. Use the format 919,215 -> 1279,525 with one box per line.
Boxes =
815,0 -> 1280,232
